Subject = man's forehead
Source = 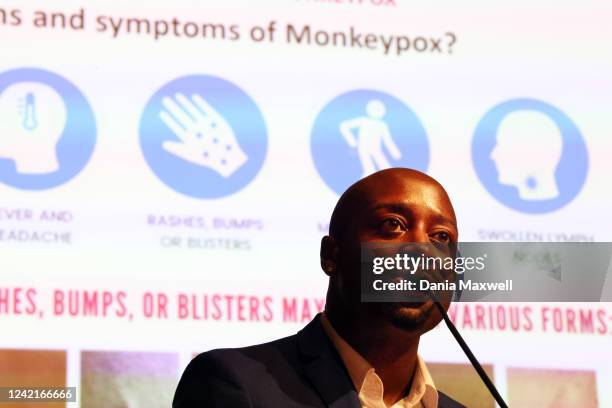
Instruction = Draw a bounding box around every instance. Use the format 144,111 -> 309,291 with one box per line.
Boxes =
368,201 -> 457,225
354,177 -> 456,220
329,169 -> 458,238
357,175 -> 448,202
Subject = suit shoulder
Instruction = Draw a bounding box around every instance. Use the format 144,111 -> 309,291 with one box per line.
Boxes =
174,347 -> 256,407
191,333 -> 299,371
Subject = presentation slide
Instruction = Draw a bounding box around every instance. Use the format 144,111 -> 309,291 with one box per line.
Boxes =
1,0 -> 611,406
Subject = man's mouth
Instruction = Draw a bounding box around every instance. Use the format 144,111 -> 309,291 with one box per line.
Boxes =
398,298 -> 432,309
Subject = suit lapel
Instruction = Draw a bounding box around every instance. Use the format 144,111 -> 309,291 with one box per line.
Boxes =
298,314 -> 361,408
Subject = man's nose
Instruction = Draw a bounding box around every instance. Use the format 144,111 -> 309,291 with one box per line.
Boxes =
401,226 -> 430,244
397,228 -> 436,256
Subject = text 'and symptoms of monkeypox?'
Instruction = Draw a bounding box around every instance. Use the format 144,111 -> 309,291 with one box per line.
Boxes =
0,7 -> 458,56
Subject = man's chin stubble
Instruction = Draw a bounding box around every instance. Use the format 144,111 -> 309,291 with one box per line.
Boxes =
387,301 -> 434,331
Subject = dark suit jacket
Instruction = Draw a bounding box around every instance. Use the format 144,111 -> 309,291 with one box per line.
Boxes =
174,314 -> 465,407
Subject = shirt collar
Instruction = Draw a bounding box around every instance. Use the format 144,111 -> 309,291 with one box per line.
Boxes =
320,312 -> 438,408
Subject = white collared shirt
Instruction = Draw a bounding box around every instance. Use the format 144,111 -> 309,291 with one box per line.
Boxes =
320,313 -> 438,408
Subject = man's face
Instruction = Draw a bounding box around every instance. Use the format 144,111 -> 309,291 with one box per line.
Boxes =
332,172 -> 458,334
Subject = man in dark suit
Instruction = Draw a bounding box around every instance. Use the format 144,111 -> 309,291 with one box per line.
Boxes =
174,168 -> 465,407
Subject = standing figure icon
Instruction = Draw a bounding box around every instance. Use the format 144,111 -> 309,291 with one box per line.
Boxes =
339,99 -> 402,178
311,89 -> 429,195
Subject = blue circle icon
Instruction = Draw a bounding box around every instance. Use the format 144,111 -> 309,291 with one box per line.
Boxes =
472,98 -> 588,214
311,90 -> 429,194
0,68 -> 96,190
139,75 -> 267,199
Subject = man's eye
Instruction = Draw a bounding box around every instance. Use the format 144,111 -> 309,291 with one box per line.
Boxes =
380,218 -> 404,232
432,231 -> 451,243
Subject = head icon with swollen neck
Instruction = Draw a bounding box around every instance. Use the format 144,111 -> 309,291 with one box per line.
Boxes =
0,82 -> 67,174
490,111 -> 563,201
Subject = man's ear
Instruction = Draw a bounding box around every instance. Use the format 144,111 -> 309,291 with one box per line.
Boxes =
320,235 -> 338,276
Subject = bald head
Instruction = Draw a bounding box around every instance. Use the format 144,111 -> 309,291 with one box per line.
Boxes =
321,167 -> 458,334
328,168 -> 456,242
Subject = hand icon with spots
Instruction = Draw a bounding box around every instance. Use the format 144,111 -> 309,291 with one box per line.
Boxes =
159,93 -> 248,177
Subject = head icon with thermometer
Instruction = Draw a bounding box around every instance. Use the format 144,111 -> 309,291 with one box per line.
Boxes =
0,68 -> 96,190
0,82 -> 67,174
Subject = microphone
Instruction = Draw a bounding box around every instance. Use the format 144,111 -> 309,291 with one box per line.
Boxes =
432,300 -> 509,408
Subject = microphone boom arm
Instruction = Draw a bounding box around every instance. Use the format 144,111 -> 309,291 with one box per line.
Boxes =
434,301 -> 509,408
